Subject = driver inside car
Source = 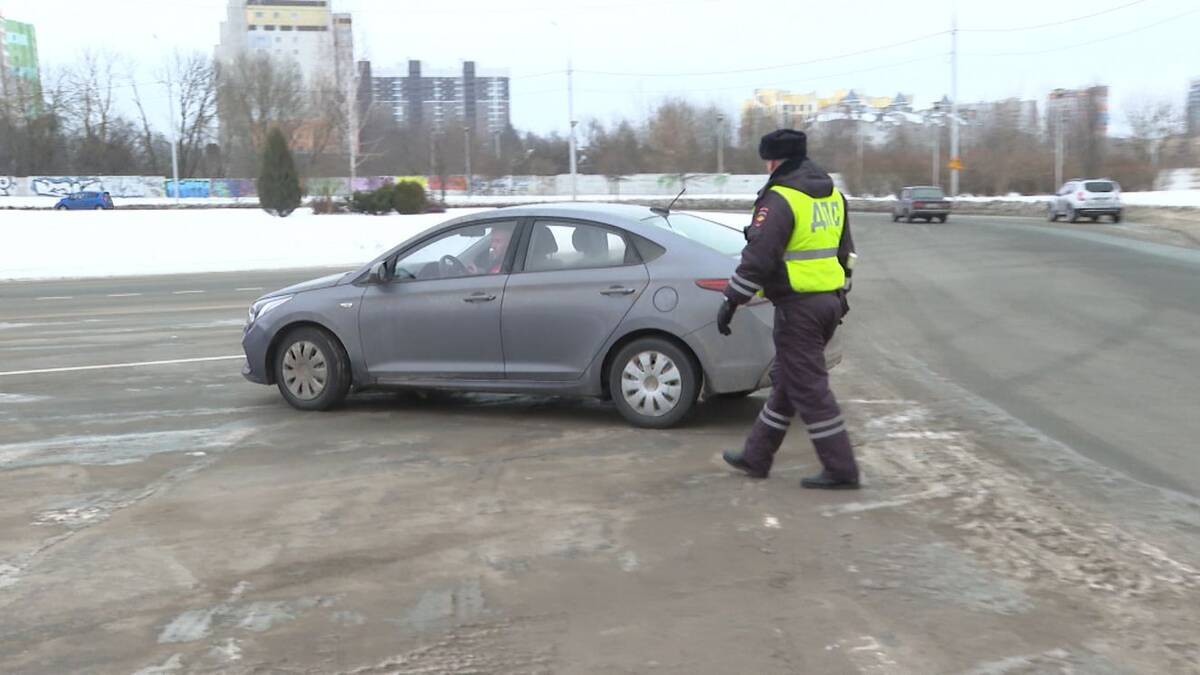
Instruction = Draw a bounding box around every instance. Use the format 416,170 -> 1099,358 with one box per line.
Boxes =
467,227 -> 514,275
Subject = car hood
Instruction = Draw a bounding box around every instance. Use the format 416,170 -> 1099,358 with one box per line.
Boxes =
265,271 -> 351,298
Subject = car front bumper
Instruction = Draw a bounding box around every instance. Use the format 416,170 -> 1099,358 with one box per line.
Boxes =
241,322 -> 272,385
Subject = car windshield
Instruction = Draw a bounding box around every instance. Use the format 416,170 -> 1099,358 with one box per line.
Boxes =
912,188 -> 945,200
641,212 -> 745,256
1085,181 -> 1116,193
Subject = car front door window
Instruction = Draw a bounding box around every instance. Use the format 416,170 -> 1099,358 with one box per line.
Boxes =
392,221 -> 518,281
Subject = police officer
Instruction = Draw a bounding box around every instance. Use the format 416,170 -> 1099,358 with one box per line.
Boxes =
718,129 -> 860,490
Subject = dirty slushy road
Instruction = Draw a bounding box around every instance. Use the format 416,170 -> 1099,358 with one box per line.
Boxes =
2,213 -> 1199,673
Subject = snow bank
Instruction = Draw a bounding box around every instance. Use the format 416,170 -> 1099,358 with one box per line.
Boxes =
0,209 -> 491,281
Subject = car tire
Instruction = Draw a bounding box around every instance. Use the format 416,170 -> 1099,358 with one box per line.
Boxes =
1068,206 -> 1079,223
55,205 -> 67,211
609,337 -> 700,429
1048,205 -> 1059,222
937,215 -> 947,223
891,212 -> 900,223
906,213 -> 915,223
273,326 -> 351,411
1112,213 -> 1122,223
95,206 -> 104,210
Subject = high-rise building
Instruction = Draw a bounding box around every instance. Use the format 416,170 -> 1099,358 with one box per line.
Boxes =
957,98 -> 1039,133
1187,79 -> 1200,137
362,60 -> 511,137
0,13 -> 42,104
1047,86 -> 1109,138
217,0 -> 352,86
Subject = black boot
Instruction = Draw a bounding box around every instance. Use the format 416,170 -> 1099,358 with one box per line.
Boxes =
801,471 -> 859,490
723,450 -> 769,479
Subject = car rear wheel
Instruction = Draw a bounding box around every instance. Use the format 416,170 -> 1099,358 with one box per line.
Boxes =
937,215 -> 948,223
55,205 -> 67,211
1068,206 -> 1079,223
1112,212 -> 1122,223
609,338 -> 699,429
273,326 -> 351,411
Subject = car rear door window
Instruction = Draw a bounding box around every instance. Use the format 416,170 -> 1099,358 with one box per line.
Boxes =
524,221 -> 633,272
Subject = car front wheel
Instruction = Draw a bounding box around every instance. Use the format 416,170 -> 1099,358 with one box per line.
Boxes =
273,326 -> 351,411
609,338 -> 699,429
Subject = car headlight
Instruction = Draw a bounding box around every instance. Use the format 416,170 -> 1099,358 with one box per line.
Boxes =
247,295 -> 293,325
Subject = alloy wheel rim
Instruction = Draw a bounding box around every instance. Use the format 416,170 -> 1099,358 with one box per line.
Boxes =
282,340 -> 328,400
621,350 -> 682,417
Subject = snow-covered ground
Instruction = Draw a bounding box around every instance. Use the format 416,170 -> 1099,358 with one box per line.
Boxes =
0,209 -> 491,281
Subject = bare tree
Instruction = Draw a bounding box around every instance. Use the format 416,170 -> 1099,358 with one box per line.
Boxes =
216,53 -> 305,176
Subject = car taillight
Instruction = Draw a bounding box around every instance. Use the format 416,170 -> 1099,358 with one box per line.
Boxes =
1077,191 -> 1085,200
696,279 -> 768,306
913,201 -> 924,209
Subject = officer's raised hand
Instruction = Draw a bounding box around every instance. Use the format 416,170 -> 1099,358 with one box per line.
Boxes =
717,298 -> 737,336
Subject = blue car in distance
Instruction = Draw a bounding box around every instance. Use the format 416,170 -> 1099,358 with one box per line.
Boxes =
54,191 -> 114,210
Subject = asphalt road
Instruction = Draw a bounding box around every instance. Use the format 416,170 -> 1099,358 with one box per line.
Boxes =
852,213 -> 1200,498
1,213 -> 1198,673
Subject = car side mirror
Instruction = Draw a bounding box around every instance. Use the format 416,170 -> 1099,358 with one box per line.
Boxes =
368,260 -> 391,284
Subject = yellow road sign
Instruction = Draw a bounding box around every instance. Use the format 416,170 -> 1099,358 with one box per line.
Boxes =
948,158 -> 964,171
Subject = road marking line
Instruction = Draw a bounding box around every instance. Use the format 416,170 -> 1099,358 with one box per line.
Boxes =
0,355 -> 244,377
236,287 -> 263,292
106,293 -> 142,298
172,290 -> 206,295
35,296 -> 73,301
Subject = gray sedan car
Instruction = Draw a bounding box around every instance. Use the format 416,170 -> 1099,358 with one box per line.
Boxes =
241,203 -> 841,428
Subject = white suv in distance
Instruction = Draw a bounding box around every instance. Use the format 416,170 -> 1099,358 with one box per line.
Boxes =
1048,179 -> 1122,223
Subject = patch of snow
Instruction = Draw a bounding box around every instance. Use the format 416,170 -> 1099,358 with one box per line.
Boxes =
0,208 -> 491,281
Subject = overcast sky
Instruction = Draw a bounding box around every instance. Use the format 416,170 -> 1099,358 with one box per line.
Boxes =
4,0 -> 1198,136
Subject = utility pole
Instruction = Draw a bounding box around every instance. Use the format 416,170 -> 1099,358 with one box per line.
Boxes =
348,66 -> 358,185
932,117 -> 940,186
1055,101 -> 1064,190
856,117 -> 865,192
716,113 -> 725,174
949,5 -> 960,197
567,56 -> 578,201
464,126 -> 472,197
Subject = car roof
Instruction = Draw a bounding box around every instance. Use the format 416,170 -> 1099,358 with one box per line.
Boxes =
441,202 -> 670,236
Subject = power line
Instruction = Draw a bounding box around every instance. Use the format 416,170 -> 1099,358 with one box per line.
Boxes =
575,53 -> 947,97
574,31 -> 949,78
959,0 -> 1154,33
969,6 -> 1200,57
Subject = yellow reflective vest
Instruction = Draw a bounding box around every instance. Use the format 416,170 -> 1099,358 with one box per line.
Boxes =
769,185 -> 846,293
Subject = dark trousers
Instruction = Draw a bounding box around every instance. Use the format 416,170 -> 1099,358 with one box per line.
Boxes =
742,293 -> 858,481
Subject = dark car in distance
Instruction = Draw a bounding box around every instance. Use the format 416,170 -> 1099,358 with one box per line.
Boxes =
54,191 -> 115,210
893,186 -> 951,223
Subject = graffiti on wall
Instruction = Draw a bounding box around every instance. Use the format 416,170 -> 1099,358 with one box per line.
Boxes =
0,176 -> 13,197
31,176 -> 104,197
102,176 -> 167,198
164,179 -> 213,199
211,179 -> 256,198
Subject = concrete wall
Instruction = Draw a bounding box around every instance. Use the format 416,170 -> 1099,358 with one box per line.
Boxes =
0,173 -> 793,200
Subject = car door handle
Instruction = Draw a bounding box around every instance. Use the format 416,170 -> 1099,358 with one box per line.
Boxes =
600,286 -> 637,296
463,293 -> 496,303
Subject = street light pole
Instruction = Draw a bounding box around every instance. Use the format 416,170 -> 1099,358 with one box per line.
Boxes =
716,113 -> 725,174
949,5 -> 960,197
165,73 -> 181,205
931,116 -> 940,186
464,126 -> 472,197
567,56 -> 577,201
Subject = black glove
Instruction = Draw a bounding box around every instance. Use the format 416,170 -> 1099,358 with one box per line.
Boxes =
717,299 -> 737,336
